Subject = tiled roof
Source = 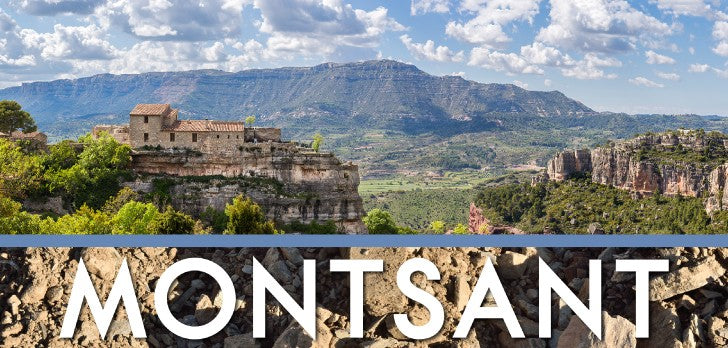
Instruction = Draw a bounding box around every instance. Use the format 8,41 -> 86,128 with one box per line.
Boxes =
130,104 -> 171,115
163,120 -> 245,132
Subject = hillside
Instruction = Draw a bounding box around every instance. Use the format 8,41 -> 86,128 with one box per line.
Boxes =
0,60 -> 592,136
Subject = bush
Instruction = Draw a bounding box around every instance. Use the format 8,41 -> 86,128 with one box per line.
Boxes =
111,201 -> 159,234
148,206 -> 195,234
363,208 -> 398,234
224,195 -> 277,234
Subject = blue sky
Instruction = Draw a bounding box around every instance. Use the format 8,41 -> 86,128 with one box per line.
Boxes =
1,0 -> 728,115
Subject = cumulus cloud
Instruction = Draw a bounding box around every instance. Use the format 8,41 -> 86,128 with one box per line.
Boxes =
629,76 -> 664,87
688,63 -> 710,72
519,42 -> 575,66
645,50 -> 676,64
560,53 -> 620,79
650,0 -> 713,17
97,0 -> 249,41
468,47 -> 544,75
400,34 -> 464,62
656,71 -> 680,80
410,0 -> 450,15
253,0 -> 404,58
712,21 -> 728,56
15,0 -> 105,15
536,0 -> 672,54
544,78 -> 552,87
513,80 -> 529,89
21,24 -> 118,60
445,0 -> 540,47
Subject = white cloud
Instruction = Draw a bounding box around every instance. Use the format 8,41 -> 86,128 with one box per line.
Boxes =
656,71 -> 680,80
97,0 -> 249,41
689,46 -> 695,54
468,47 -> 544,75
688,63 -> 710,72
687,63 -> 728,78
645,50 -> 676,64
650,0 -> 712,17
712,21 -> 728,56
536,0 -> 672,54
451,71 -> 465,77
520,42 -> 574,66
629,76 -> 664,87
253,0 -> 404,58
21,24 -> 118,60
15,0 -> 105,15
560,53 -> 620,79
513,80 -> 528,89
410,0 -> 450,15
400,34 -> 464,62
544,78 -> 552,87
445,0 -> 540,47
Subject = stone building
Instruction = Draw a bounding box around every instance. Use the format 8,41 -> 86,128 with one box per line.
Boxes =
93,104 -> 281,153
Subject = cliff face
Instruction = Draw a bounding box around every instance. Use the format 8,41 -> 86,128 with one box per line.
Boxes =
126,142 -> 366,233
542,131 -> 728,212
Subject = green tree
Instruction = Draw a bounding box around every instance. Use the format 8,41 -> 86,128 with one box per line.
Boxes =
363,209 -> 398,234
0,138 -> 43,199
0,100 -> 37,134
452,223 -> 469,234
312,133 -> 323,152
429,220 -> 446,234
224,195 -> 276,234
111,201 -> 159,234
148,206 -> 195,234
245,115 -> 256,126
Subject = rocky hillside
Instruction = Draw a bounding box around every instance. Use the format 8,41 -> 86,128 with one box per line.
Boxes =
540,130 -> 728,212
125,142 -> 366,233
2,246 -> 727,347
0,60 -> 592,136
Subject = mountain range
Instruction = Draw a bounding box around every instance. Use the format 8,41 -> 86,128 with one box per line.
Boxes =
0,60 -> 593,137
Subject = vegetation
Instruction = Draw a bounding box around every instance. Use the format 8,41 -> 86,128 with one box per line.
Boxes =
312,132 -> 323,153
245,115 -> 256,126
0,100 -> 37,134
224,195 -> 278,234
475,178 -> 728,234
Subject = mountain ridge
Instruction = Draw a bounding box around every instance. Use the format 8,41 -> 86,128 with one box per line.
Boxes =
0,59 -> 594,138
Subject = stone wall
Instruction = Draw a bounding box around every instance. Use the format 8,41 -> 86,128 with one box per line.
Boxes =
245,127 -> 281,142
127,142 -> 366,233
92,125 -> 130,144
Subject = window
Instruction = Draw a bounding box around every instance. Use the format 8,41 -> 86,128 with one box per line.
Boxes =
144,116 -> 149,123
227,135 -> 230,139
143,133 -> 149,142
192,133 -> 198,142
216,134 -> 220,139
236,135 -> 239,139
170,133 -> 175,142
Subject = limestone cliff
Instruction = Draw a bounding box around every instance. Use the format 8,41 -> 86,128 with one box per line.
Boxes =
541,130 -> 728,213
125,142 -> 366,233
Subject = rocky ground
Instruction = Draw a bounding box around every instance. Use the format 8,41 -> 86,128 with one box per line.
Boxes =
1,247 -> 727,347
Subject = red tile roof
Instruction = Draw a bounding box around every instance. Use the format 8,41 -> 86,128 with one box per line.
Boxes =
163,120 -> 245,132
130,104 -> 171,115
10,131 -> 45,139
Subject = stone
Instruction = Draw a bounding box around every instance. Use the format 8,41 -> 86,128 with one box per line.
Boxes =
268,260 -> 293,284
649,257 -> 726,301
45,286 -> 64,303
280,248 -> 304,266
641,302 -> 682,347
558,311 -> 636,348
498,251 -> 530,280
80,248 -> 122,280
7,295 -> 20,315
195,294 -> 216,325
345,247 -> 413,317
455,275 -> 471,312
224,333 -> 260,348
271,308 -> 333,348
20,281 -> 48,304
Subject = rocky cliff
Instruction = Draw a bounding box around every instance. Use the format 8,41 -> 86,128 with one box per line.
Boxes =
542,130 -> 728,212
125,142 -> 366,233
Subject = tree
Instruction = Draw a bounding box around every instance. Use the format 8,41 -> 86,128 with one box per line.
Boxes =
429,220 -> 446,234
452,223 -> 469,234
363,209 -> 398,234
224,195 -> 276,234
0,100 -> 37,134
245,115 -> 256,126
312,133 -> 323,152
148,206 -> 195,234
111,201 -> 159,234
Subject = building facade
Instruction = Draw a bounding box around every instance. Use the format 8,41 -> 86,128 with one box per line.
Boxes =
94,104 -> 281,152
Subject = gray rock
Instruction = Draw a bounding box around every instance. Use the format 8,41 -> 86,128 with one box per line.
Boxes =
558,311 -> 636,348
650,257 -> 725,301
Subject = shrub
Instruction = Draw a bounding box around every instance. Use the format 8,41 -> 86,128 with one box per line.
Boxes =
148,206 -> 195,234
363,208 -> 398,234
224,195 -> 277,234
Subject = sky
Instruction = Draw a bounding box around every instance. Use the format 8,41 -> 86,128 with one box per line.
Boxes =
1,0 -> 728,115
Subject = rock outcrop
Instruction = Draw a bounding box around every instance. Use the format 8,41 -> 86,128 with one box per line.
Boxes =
541,130 -> 728,213
126,142 -> 366,233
